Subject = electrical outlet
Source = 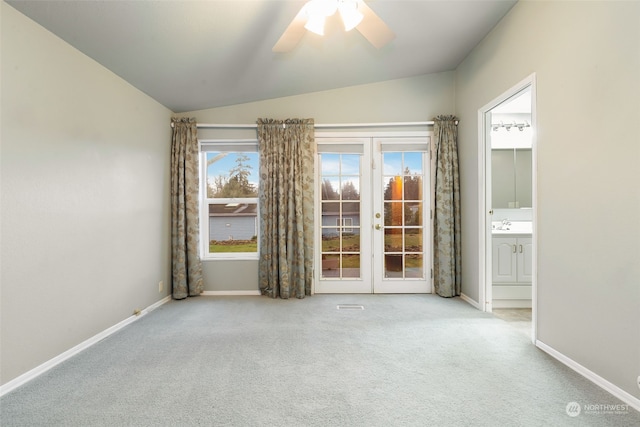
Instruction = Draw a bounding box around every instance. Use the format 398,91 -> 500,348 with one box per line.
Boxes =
158,281 -> 164,293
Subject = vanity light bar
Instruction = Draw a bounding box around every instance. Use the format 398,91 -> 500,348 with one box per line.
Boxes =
491,121 -> 531,131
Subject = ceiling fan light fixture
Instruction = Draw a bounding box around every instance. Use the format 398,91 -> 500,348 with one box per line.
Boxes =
338,1 -> 363,31
304,14 -> 326,36
273,0 -> 395,53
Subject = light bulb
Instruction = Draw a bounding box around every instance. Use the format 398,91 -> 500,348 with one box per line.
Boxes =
339,1 -> 363,31
305,14 -> 326,36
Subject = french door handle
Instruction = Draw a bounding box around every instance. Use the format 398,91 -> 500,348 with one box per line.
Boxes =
375,224 -> 381,230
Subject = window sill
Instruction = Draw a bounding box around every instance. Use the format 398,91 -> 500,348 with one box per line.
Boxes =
202,255 -> 259,262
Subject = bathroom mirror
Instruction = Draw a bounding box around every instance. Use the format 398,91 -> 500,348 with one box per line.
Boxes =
492,148 -> 532,208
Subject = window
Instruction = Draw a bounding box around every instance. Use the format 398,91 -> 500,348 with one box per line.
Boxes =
200,141 -> 259,259
336,217 -> 354,233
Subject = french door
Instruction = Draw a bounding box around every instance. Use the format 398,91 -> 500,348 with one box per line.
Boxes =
314,136 -> 431,294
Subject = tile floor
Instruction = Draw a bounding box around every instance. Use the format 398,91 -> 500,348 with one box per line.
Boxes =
492,308 -> 532,338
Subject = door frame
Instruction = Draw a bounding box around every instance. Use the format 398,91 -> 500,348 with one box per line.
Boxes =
313,131 -> 432,294
477,73 -> 538,343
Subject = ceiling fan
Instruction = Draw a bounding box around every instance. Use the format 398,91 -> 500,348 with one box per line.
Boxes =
272,0 -> 395,53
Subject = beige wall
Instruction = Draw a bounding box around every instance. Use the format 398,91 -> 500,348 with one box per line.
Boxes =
181,72 -> 456,292
183,72 -> 455,124
1,3 -> 173,385
455,1 -> 640,398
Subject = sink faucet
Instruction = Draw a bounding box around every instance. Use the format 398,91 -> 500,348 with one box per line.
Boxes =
502,219 -> 511,226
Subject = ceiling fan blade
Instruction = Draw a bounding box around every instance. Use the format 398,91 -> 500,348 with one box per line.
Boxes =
272,4 -> 309,53
355,0 -> 395,49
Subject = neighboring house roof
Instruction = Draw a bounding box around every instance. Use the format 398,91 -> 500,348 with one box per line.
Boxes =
209,203 -> 258,217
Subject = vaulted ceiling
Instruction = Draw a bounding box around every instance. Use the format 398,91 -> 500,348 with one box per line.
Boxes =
7,0 -> 517,113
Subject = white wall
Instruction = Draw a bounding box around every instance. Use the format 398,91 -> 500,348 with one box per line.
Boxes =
0,3 -> 173,385
455,1 -> 640,399
180,72 -> 456,292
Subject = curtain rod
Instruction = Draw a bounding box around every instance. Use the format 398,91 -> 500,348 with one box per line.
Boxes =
170,120 -> 458,129
194,121 -> 443,129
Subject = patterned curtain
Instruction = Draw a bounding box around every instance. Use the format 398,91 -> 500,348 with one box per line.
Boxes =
257,118 -> 315,299
433,115 -> 461,297
171,117 -> 204,299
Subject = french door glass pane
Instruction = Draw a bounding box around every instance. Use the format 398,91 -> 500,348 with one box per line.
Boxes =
320,153 -> 362,279
382,152 -> 425,279
405,254 -> 424,278
404,229 -> 422,252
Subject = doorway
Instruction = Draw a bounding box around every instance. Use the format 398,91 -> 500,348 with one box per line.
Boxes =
314,135 -> 432,294
478,74 -> 537,342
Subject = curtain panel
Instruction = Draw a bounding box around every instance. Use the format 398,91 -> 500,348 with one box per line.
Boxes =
170,117 -> 204,299
257,118 -> 315,299
432,115 -> 462,297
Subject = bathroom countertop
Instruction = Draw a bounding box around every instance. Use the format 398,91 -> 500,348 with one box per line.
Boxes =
492,221 -> 532,236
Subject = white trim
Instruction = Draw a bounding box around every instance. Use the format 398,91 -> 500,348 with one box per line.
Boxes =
201,290 -> 261,296
315,130 -> 430,139
477,107 -> 489,312
459,293 -> 480,309
491,299 -> 532,309
536,340 -> 640,412
0,296 -> 171,397
478,73 -> 537,345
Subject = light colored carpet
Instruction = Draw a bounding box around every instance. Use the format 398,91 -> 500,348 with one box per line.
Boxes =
1,295 -> 638,426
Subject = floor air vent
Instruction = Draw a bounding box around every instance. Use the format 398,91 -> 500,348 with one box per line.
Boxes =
337,304 -> 364,310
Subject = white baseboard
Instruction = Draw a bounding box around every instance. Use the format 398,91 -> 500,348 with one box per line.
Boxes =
459,293 -> 480,309
492,299 -> 532,309
0,295 -> 171,397
536,340 -> 640,412
201,290 -> 261,296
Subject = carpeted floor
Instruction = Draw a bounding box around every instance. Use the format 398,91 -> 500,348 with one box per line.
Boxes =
1,295 -> 638,426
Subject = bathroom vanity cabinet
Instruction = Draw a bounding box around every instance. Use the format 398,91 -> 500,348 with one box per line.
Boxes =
492,235 -> 532,307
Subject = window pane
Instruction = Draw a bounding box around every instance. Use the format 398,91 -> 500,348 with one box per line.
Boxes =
383,152 -> 402,175
384,176 -> 403,201
207,152 -> 258,198
321,179 -> 340,200
322,228 -> 340,252
342,232 -> 359,253
384,228 -> 403,252
384,255 -> 403,277
404,202 -> 422,226
341,154 -> 361,175
405,254 -> 424,278
384,202 -> 403,227
404,229 -> 422,252
322,202 -> 340,215
321,153 -> 340,174
341,178 -> 360,200
321,254 -> 340,278
403,152 -> 423,174
342,254 -> 360,278
403,176 -> 422,200
208,202 -> 258,253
